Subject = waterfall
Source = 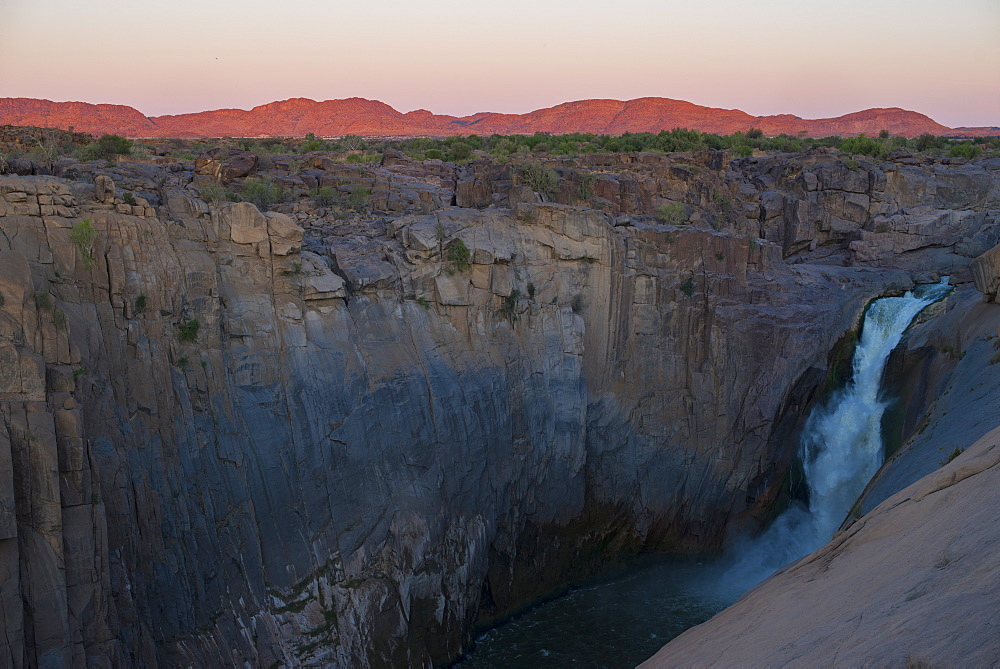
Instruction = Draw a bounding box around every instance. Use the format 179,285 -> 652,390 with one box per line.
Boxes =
715,278 -> 953,597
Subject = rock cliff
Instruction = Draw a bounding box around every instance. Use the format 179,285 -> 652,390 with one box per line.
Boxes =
0,147 -> 997,666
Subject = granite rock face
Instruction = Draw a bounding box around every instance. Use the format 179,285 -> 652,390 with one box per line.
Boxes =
0,153 -> 996,667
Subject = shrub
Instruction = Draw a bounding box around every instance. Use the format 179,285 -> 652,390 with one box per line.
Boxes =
69,219 -> 99,270
656,203 -> 687,225
35,291 -> 53,311
840,135 -> 889,159
517,162 -> 560,198
916,133 -> 944,152
240,177 -> 288,210
948,143 -> 983,160
447,142 -> 473,162
680,276 -> 696,297
713,188 -> 733,214
281,261 -> 303,276
177,318 -> 200,343
746,128 -> 763,139
79,134 -> 133,162
424,149 -> 445,161
300,133 -> 325,152
502,289 -> 522,318
577,172 -> 596,199
571,293 -> 585,314
348,187 -> 370,210
134,294 -> 147,315
311,186 -> 338,207
340,135 -> 366,151
527,283 -> 536,299
940,447 -> 964,465
447,239 -> 471,273
198,182 -> 233,205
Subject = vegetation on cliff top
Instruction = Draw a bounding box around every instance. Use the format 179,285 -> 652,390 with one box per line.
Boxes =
3,125 -> 996,171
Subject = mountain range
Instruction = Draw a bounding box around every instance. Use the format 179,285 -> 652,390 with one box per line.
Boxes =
1,96 -> 996,139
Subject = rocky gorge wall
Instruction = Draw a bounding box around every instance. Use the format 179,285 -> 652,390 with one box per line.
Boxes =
0,148 -> 997,666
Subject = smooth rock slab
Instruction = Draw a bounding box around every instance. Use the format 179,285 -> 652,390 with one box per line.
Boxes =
642,426 -> 1000,668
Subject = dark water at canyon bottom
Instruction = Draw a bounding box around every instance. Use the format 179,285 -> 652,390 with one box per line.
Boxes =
456,559 -> 729,668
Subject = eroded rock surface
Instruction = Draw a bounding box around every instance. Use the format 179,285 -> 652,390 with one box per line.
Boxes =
0,149 -> 996,667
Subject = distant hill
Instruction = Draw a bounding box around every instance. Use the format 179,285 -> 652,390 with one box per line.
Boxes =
1,96 -> 995,139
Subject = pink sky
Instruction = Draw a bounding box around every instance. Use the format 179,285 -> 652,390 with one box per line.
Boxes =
1,0 -> 998,127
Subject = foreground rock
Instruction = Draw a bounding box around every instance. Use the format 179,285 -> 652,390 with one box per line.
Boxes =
643,424 -> 1000,667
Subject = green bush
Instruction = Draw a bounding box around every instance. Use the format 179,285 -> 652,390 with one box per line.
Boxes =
713,188 -> 733,213
345,153 -> 381,164
177,318 -> 200,343
656,203 -> 687,225
134,294 -> 147,315
198,182 -> 234,205
240,177 -> 288,210
680,276 -> 696,297
300,133 -> 325,152
840,135 -> 889,159
503,288 -> 522,318
424,149 -> 444,161
311,186 -> 339,207
916,133 -> 944,152
69,219 -> 99,270
447,239 -> 471,273
348,187 -> 370,210
79,134 -> 133,161
948,143 -> 983,160
447,142 -> 473,162
518,162 -> 560,198
35,291 -> 53,311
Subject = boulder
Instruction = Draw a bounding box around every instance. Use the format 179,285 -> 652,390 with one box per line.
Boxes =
94,175 -> 115,203
264,212 -> 304,256
220,202 -> 268,244
507,185 -> 539,207
970,242 -> 1000,301
194,148 -> 258,182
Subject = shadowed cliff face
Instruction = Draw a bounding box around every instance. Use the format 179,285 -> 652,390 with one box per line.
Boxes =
0,150 -> 995,666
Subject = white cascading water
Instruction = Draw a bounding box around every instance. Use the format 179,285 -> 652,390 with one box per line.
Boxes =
715,278 -> 953,597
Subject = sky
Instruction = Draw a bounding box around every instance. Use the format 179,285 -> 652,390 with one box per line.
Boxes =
1,0 -> 998,127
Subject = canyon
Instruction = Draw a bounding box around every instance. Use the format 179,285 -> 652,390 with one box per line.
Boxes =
2,96 -> 999,140
0,141 -> 998,667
